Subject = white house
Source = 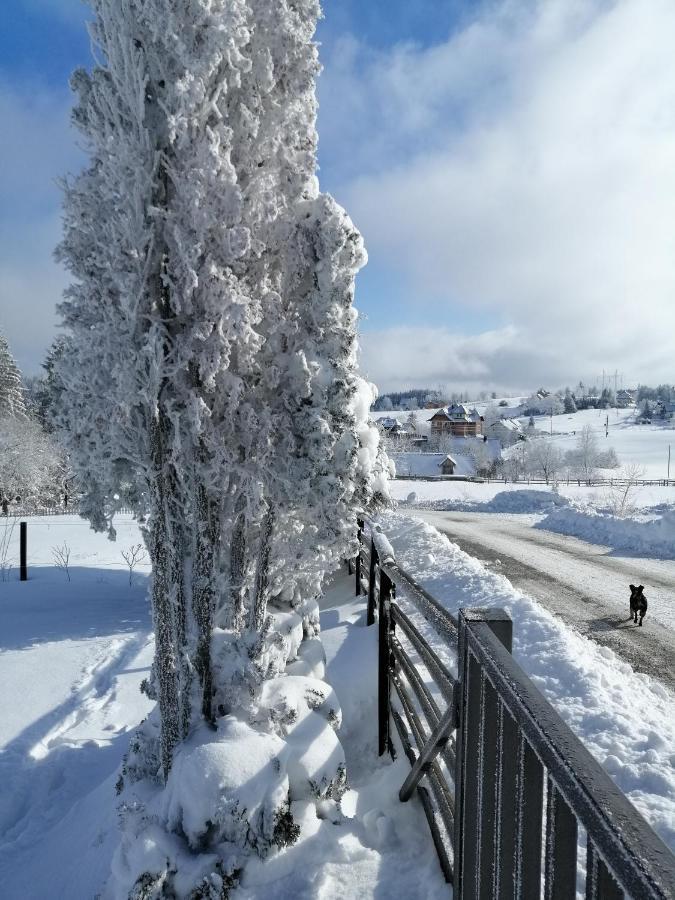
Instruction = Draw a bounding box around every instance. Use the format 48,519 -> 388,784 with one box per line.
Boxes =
488,418 -> 525,447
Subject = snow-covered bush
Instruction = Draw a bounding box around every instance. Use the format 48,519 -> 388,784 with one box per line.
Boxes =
55,0 -> 388,893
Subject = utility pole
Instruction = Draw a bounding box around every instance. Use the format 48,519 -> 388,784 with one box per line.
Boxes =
668,444 -> 671,480
605,414 -> 609,438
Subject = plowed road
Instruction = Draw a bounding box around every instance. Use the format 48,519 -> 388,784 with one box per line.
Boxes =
407,509 -> 675,692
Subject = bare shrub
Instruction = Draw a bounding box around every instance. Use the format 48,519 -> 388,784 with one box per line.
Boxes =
0,516 -> 18,581
52,542 -> 71,581
121,543 -> 147,585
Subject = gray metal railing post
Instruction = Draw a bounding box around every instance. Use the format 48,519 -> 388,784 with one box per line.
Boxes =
454,608 -> 513,899
378,569 -> 395,756
355,518 -> 363,596
367,538 -> 377,626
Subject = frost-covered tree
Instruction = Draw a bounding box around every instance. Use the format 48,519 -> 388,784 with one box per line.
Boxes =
0,416 -> 62,508
567,424 -> 600,481
27,337 -> 70,431
524,437 -> 563,483
55,0 -> 386,893
0,331 -> 26,419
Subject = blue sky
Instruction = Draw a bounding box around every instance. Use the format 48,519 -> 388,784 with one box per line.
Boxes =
2,0 -> 675,393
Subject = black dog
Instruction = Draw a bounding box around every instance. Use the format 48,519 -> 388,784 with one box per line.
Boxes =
629,584 -> 648,626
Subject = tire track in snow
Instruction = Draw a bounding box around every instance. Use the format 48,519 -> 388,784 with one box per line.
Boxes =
408,509 -> 675,690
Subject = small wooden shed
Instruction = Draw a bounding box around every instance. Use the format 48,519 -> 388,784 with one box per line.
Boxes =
439,454 -> 457,475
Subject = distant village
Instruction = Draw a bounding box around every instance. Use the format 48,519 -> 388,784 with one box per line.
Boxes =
373,383 -> 675,481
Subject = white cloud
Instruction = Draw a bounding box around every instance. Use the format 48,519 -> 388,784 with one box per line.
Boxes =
322,0 -> 675,390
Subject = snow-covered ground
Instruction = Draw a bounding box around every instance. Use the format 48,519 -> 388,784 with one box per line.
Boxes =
2,509 -> 673,896
392,478 -> 675,560
0,516 -> 154,899
391,476 -> 675,510
236,573 -> 448,899
0,518 -> 449,898
522,406 -> 675,479
379,512 -> 675,852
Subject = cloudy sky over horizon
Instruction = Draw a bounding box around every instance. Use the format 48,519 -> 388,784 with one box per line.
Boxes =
2,0 -> 675,395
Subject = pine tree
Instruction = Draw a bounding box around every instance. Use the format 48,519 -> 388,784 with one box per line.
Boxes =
0,331 -> 26,419
56,0 -> 386,891
563,390 -> 577,414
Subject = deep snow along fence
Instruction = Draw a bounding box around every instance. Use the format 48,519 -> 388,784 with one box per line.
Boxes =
356,519 -> 675,897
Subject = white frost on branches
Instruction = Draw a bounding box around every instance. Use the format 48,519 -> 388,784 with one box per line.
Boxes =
0,331 -> 26,419
55,0 -> 388,893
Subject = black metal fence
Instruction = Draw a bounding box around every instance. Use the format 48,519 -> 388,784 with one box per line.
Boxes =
356,518 -> 675,897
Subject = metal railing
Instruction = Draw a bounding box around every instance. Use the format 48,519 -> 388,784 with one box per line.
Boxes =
356,518 -> 675,897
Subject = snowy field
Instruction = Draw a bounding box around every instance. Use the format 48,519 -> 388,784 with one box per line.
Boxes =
530,406 -> 675,480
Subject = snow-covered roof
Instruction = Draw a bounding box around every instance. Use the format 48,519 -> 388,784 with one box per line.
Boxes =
448,403 -> 470,418
391,452 -> 476,478
490,418 -> 523,432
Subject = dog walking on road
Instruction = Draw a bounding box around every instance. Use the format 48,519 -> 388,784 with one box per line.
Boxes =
629,584 -> 648,626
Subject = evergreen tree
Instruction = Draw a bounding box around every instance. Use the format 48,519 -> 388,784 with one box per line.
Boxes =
563,390 -> 577,414
0,331 -> 26,419
55,0 -> 386,891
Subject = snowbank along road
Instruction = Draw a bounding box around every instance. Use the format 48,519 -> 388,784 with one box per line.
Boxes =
407,509 -> 675,691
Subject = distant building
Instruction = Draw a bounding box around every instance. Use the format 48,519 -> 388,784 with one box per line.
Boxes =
440,455 -> 458,475
428,404 -> 484,438
380,418 -> 409,439
391,452 -> 474,478
616,389 -> 635,408
488,418 -> 524,447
